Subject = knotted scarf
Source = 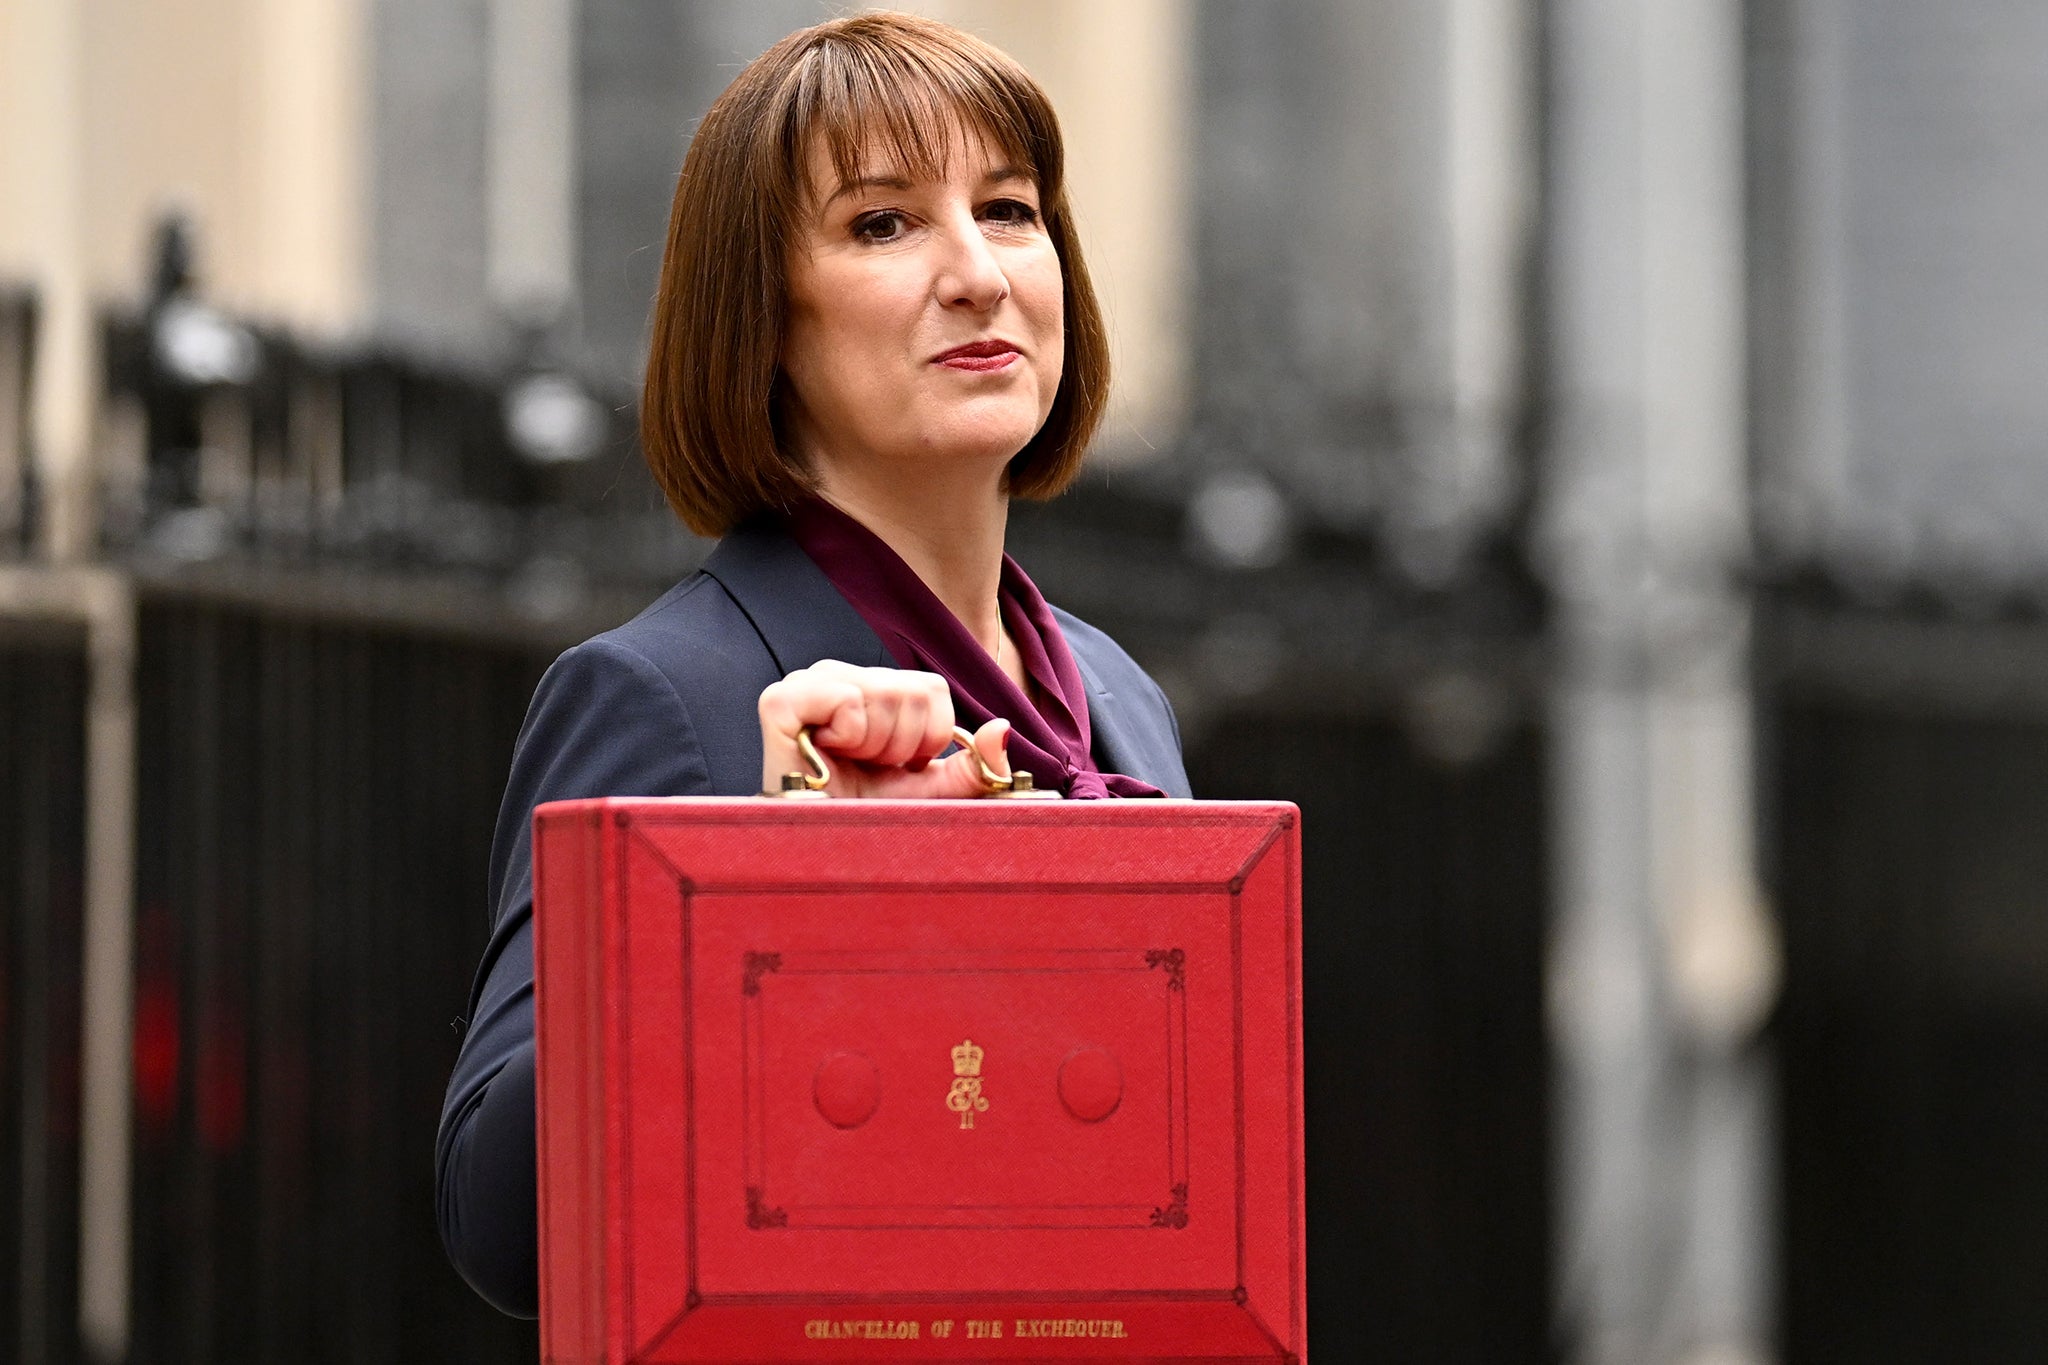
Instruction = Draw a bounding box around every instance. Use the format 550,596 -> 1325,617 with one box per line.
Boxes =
783,498 -> 1163,799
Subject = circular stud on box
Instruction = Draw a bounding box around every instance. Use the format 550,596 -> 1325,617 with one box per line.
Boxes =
1056,1046 -> 1122,1122
813,1052 -> 881,1128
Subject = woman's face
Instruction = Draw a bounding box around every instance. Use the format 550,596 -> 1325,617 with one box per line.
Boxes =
779,120 -> 1064,489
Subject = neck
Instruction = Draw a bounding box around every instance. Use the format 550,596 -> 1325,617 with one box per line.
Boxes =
812,462 -> 1010,652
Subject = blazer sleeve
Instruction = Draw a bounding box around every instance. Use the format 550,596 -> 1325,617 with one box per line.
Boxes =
435,637 -> 713,1318
1144,670 -> 1190,788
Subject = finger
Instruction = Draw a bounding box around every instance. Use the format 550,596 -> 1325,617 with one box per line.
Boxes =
873,687 -> 930,768
849,718 -> 1019,799
814,703 -> 870,758
760,671 -> 865,733
896,677 -> 955,772
778,660 -> 871,752
773,658 -> 862,733
758,676 -> 862,791
915,678 -> 957,765
831,687 -> 895,760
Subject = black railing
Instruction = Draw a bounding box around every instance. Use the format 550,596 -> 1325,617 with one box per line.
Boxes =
1,631 -> 89,1365
125,599 -> 544,1365
1760,583 -> 2048,1364
1190,711 -> 1551,1362
98,304 -> 692,609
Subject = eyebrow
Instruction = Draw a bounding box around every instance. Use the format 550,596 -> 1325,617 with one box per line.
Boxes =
821,165 -> 1032,212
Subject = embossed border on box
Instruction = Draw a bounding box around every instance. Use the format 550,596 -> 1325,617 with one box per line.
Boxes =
737,947 -> 1191,1231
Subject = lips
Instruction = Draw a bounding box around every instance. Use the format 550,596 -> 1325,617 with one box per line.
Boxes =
933,338 -> 1022,372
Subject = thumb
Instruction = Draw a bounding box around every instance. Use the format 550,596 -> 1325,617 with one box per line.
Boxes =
930,717 -> 1011,798
973,718 -> 1013,782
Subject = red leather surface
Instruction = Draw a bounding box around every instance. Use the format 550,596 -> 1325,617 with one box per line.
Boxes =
534,799 -> 1303,1364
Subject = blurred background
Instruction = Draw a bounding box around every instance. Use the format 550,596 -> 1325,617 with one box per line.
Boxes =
2,0 -> 2046,1361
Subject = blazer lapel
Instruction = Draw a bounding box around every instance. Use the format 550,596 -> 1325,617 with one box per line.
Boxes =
700,520 -> 893,674
1069,642 -> 1143,778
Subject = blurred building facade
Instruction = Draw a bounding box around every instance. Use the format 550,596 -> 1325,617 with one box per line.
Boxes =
4,1 -> 2048,1363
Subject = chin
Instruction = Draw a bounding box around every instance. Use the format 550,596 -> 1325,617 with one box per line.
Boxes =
915,407 -> 1046,466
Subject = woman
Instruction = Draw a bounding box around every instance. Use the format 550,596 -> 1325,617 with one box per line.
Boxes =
436,12 -> 1190,1318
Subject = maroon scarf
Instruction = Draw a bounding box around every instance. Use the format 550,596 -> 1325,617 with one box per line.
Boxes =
783,499 -> 1163,799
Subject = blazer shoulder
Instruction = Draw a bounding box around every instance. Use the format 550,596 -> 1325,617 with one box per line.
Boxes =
1051,604 -> 1158,698
591,570 -> 776,693
564,569 -> 784,795
600,569 -> 727,658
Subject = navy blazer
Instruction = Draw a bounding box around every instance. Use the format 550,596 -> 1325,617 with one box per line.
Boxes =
435,519 -> 1191,1317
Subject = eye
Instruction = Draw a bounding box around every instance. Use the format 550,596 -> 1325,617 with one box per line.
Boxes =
980,198 -> 1041,228
851,210 -> 909,243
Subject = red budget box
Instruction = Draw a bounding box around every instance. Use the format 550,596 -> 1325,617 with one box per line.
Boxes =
533,798 -> 1305,1364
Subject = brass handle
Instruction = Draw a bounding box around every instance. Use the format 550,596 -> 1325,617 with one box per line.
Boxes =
761,727 -> 832,799
761,724 -> 1059,799
795,726 -> 833,790
953,725 -> 1060,800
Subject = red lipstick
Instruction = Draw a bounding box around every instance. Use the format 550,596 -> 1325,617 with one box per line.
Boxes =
932,338 -> 1021,372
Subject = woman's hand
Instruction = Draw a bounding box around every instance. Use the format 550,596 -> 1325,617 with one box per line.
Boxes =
758,659 -> 1011,798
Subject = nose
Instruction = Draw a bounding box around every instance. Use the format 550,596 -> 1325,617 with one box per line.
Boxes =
933,212 -> 1010,312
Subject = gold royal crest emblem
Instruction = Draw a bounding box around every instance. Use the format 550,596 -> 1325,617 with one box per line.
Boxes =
946,1039 -> 990,1130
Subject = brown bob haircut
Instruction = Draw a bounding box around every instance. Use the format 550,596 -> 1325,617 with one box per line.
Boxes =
640,11 -> 1111,537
